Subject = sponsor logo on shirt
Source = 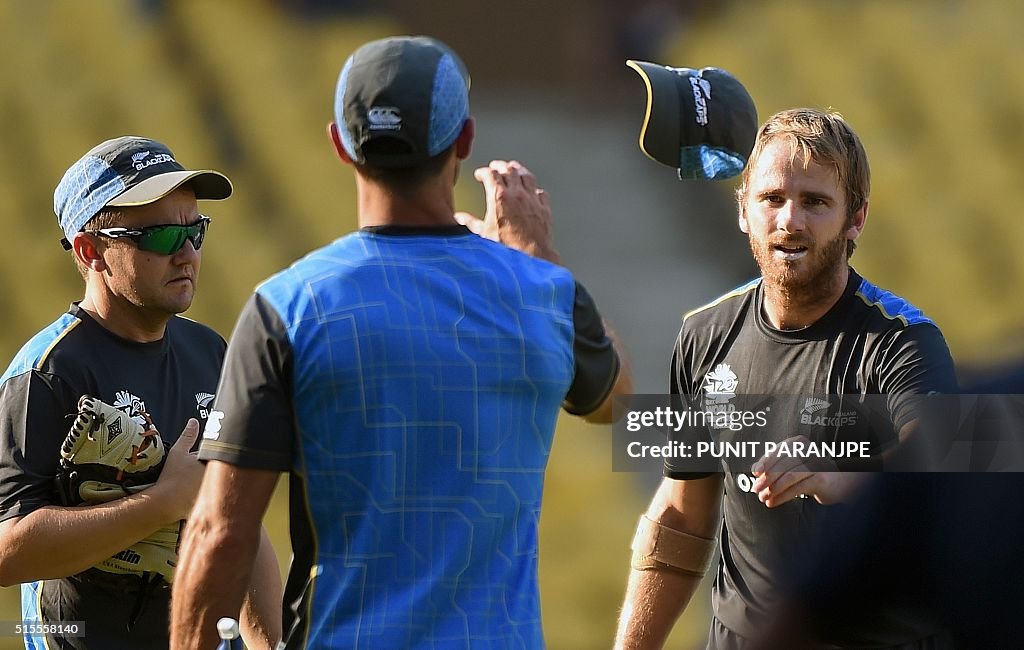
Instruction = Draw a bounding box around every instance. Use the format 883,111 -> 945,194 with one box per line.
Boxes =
735,473 -> 757,493
735,473 -> 807,500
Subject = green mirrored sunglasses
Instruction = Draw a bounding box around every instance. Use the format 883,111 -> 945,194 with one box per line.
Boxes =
86,216 -> 211,255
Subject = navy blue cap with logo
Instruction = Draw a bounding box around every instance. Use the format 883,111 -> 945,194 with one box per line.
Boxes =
627,60 -> 758,180
334,36 -> 471,169
54,136 -> 233,249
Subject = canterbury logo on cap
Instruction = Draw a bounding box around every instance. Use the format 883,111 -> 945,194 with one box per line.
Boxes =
368,106 -> 402,130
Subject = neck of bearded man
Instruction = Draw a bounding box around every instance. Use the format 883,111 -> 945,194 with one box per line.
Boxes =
758,237 -> 851,330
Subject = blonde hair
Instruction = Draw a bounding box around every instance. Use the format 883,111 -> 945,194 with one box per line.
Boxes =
737,108 -> 870,219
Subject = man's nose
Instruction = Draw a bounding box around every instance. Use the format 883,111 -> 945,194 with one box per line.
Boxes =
173,237 -> 201,262
775,200 -> 806,233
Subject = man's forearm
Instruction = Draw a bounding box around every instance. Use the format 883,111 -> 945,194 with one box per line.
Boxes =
617,476 -> 723,649
239,527 -> 283,649
0,492 -> 177,585
171,462 -> 279,649
615,567 -> 703,650
171,514 -> 260,649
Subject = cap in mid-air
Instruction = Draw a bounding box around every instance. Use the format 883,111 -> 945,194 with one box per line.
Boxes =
626,60 -> 757,180
334,35 -> 471,169
54,136 -> 233,249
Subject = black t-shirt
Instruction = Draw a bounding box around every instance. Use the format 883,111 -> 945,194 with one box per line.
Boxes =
0,304 -> 225,649
664,270 -> 958,646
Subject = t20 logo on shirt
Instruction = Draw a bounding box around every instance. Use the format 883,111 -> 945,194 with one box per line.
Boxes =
703,363 -> 740,430
112,390 -> 149,429
703,363 -> 738,396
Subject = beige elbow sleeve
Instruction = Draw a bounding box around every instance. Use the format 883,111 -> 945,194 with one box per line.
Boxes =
630,515 -> 716,576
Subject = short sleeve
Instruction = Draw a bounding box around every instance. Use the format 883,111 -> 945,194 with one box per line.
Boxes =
199,293 -> 295,471
876,324 -> 958,431
0,371 -> 77,522
562,282 -> 620,415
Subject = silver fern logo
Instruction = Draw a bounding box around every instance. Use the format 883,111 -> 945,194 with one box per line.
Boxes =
195,392 -> 215,419
131,151 -> 175,170
799,397 -> 858,427
801,397 -> 830,415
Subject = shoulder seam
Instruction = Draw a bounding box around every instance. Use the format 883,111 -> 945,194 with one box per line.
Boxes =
853,283 -> 933,328
683,278 -> 761,323
853,291 -> 908,326
34,318 -> 82,371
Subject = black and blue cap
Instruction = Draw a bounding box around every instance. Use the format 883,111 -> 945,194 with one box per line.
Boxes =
54,136 -> 232,248
335,36 -> 470,169
627,60 -> 758,180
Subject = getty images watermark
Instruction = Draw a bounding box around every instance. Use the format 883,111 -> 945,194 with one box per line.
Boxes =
612,394 -> 1024,473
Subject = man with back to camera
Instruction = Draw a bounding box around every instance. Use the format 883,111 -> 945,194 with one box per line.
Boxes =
614,104 -> 958,649
170,35 -> 632,649
0,136 -> 282,649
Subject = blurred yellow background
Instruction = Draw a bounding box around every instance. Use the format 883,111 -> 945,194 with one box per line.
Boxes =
1,1 -> 1021,648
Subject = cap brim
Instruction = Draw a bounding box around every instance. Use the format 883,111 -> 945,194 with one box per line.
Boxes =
626,60 -> 683,168
106,170 -> 233,207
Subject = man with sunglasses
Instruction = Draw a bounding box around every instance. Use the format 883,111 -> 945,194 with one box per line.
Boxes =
79,215 -> 211,255
0,136 -> 281,649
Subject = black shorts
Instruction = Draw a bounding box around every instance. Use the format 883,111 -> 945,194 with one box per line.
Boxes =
34,571 -> 171,650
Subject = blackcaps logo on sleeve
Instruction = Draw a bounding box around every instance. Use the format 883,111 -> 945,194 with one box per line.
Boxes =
195,392 -> 215,420
203,410 -> 225,441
